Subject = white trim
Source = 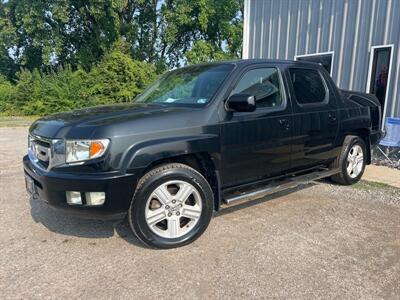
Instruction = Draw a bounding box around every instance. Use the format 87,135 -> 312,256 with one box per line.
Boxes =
349,0 -> 362,90
337,0 -> 349,85
242,0 -> 249,59
366,44 -> 394,129
294,51 -> 335,76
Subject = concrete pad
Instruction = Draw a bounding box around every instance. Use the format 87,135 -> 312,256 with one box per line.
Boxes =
364,165 -> 400,188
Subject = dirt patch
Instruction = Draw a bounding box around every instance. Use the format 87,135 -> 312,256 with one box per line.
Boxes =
1,127 -> 399,299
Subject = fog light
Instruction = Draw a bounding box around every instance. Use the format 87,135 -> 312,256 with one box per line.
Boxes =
85,192 -> 105,206
66,191 -> 82,205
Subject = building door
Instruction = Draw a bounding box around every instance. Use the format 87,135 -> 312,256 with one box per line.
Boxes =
367,45 -> 394,125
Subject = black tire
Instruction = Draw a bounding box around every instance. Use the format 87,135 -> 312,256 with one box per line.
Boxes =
330,136 -> 367,185
128,163 -> 214,249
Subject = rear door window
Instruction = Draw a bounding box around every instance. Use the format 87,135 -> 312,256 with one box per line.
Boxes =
289,68 -> 327,105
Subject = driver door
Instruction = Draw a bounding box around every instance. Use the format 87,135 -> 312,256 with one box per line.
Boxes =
220,65 -> 293,188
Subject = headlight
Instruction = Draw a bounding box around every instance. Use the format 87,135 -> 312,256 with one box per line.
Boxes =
66,139 -> 110,163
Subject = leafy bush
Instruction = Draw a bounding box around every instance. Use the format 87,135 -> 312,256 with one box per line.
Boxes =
0,48 -> 158,116
8,68 -> 91,116
0,75 -> 14,114
86,49 -> 157,104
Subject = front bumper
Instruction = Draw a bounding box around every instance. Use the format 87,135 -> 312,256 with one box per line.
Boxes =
23,155 -> 137,220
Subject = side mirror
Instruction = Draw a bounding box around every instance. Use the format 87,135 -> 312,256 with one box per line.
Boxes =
225,94 -> 256,112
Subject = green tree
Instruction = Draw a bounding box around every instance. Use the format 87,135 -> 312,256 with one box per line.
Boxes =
60,0 -> 121,70
0,1 -> 18,80
0,0 -> 244,116
0,75 -> 14,113
186,40 -> 231,65
163,0 -> 243,66
86,41 -> 157,104
0,0 -> 121,73
0,0 -> 243,77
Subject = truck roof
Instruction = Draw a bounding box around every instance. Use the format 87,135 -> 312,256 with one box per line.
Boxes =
192,58 -> 322,69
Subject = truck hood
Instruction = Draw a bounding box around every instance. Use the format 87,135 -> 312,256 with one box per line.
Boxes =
29,103 -> 198,139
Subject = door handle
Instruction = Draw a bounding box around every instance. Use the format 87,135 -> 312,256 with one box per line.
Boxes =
328,112 -> 337,122
279,118 -> 290,130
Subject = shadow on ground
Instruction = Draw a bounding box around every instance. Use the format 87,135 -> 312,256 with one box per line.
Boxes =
29,182 -> 317,247
29,197 -> 147,248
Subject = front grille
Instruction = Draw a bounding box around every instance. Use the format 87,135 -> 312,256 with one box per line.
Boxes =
29,135 -> 52,169
38,158 -> 50,169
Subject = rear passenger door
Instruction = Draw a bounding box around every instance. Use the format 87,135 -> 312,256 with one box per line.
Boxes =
220,65 -> 293,188
286,67 -> 339,170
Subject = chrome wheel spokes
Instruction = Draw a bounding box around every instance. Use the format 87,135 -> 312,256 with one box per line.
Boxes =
346,145 -> 364,178
145,180 -> 202,239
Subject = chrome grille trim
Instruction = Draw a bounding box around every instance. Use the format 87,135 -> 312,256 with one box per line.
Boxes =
33,143 -> 50,162
28,134 -> 65,171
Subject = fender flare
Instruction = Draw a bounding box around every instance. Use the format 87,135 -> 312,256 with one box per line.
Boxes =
120,134 -> 222,211
120,134 -> 221,173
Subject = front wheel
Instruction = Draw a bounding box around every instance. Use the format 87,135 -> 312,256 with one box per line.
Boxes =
128,163 -> 214,249
331,136 -> 367,185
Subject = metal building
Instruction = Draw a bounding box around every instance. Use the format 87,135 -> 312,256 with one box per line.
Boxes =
243,0 -> 400,124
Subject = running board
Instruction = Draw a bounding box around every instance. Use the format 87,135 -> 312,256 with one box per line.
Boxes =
224,168 -> 340,205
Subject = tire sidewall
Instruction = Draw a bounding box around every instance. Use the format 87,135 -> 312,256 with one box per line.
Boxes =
130,167 -> 213,249
341,138 -> 367,184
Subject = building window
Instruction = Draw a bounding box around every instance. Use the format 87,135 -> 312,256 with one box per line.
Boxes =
367,45 -> 393,113
295,52 -> 334,76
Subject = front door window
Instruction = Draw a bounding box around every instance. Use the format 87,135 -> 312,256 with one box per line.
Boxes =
230,67 -> 283,108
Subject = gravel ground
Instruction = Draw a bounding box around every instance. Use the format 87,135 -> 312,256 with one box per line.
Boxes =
1,127 -> 400,299
372,146 -> 400,170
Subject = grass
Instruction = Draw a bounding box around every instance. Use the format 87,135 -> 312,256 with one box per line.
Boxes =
0,115 -> 39,127
353,180 -> 393,191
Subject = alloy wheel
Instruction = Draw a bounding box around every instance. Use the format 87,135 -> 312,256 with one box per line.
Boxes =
346,144 -> 364,178
144,180 -> 202,239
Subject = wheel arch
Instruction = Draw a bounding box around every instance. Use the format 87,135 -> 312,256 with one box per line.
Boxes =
137,152 -> 221,212
344,129 -> 371,164
122,135 -> 222,211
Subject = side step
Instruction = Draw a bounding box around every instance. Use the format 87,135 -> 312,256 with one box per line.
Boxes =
224,168 -> 340,205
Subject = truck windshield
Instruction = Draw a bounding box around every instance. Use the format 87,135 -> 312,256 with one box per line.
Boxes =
134,64 -> 234,106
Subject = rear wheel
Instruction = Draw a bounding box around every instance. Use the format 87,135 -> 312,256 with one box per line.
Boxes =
128,163 -> 214,249
331,136 -> 367,185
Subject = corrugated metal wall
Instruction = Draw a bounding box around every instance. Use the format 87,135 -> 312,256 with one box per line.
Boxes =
243,0 -> 400,119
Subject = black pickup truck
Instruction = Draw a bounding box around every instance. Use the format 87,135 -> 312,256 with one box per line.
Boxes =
23,59 -> 382,248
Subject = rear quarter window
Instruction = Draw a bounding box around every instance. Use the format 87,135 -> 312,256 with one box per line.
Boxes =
289,68 -> 327,105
